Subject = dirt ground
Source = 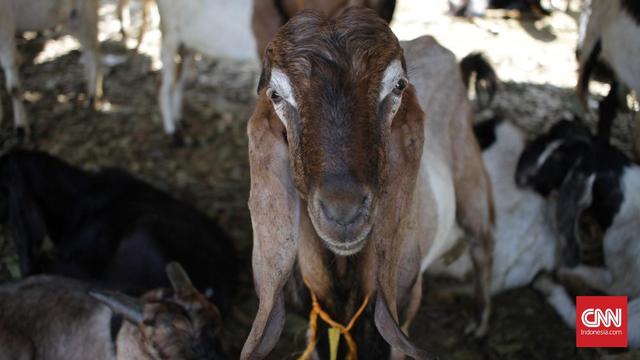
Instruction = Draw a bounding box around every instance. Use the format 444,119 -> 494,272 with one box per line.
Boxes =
0,0 -> 639,359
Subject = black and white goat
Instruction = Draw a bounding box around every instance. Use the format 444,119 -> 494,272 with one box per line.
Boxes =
516,119 -> 640,347
0,150 -> 237,307
430,118 -> 559,294
577,0 -> 640,141
0,262 -> 228,359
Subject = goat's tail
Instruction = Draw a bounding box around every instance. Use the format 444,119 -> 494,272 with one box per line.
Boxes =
460,52 -> 498,110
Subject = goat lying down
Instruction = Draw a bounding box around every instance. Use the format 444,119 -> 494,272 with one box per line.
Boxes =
0,150 -> 236,307
516,119 -> 640,347
576,0 -> 640,140
429,118 -> 558,294
0,0 -> 102,138
242,8 -> 494,359
0,262 -> 227,359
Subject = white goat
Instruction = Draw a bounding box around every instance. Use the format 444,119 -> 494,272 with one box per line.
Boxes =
155,0 -> 257,136
155,0 -> 397,138
577,0 -> 640,140
0,0 -> 102,138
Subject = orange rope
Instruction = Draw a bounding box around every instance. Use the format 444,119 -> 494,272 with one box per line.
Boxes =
298,279 -> 370,360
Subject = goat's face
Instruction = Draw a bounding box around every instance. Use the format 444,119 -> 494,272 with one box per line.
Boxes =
258,8 -> 412,255
92,263 -> 227,360
515,120 -> 591,196
134,289 -> 226,360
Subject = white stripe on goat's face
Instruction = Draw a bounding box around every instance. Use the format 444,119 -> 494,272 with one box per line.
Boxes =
536,140 -> 564,170
378,60 -> 407,122
267,68 -> 298,129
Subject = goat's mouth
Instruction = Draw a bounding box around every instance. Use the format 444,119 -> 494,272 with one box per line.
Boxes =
308,193 -> 374,256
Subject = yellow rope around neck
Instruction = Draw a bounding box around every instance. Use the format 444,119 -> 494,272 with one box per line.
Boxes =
298,279 -> 370,360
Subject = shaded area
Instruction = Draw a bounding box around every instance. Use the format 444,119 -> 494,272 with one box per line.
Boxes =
1,1 -> 639,358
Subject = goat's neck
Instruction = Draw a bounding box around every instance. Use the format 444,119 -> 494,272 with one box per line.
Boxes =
115,322 -> 153,360
296,206 -> 376,321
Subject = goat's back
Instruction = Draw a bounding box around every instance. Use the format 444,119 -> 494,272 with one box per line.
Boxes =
0,275 -> 115,360
402,35 -> 463,164
400,36 -> 469,270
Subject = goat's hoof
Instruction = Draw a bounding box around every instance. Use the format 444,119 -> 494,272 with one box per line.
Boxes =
15,126 -> 31,143
464,319 -> 488,338
172,131 -> 186,147
87,96 -> 98,111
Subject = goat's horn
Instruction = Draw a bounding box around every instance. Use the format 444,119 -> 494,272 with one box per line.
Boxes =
90,290 -> 145,324
166,261 -> 195,293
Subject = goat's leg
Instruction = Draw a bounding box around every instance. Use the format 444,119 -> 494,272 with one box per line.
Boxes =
117,0 -> 131,41
451,105 -> 495,337
0,23 -> 28,138
73,0 -> 103,108
159,37 -> 179,135
134,0 -> 152,50
171,49 -> 193,126
597,81 -> 619,142
557,265 -> 613,293
532,273 -> 576,328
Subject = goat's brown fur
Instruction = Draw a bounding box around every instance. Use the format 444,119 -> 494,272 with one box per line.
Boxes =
243,8 -> 494,360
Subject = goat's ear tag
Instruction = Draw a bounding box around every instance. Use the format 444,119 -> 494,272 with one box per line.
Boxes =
328,327 -> 340,360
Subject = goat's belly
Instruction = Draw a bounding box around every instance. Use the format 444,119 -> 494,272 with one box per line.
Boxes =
491,194 -> 556,292
11,0 -> 74,32
602,15 -> 640,93
604,169 -> 640,297
162,0 -> 258,61
418,152 -> 457,273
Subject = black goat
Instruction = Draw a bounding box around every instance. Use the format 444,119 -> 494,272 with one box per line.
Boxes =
0,149 -> 236,307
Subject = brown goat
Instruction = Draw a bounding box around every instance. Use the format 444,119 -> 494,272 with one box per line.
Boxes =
251,0 -> 396,56
0,263 -> 226,360
242,8 -> 494,360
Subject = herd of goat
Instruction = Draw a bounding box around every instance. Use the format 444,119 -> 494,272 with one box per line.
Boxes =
0,0 -> 639,359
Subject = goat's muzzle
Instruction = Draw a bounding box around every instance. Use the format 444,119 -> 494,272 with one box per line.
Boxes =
308,178 -> 374,256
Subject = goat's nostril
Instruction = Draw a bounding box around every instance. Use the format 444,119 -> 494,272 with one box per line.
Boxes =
319,195 -> 367,226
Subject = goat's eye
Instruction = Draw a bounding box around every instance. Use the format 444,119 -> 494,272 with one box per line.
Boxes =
393,79 -> 407,95
267,89 -> 282,104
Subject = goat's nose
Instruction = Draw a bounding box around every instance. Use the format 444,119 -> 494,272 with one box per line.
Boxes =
316,181 -> 371,226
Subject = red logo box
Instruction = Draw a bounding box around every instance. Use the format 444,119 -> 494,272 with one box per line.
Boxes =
576,296 -> 627,348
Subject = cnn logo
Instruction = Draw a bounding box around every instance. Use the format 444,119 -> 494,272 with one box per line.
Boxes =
576,296 -> 627,348
581,308 -> 623,328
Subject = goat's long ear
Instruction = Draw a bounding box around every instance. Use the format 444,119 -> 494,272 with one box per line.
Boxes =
90,290 -> 145,324
241,96 -> 300,360
555,155 -> 596,267
373,87 -> 430,359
